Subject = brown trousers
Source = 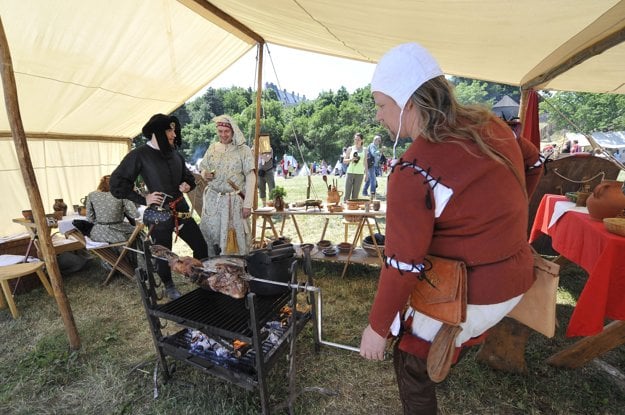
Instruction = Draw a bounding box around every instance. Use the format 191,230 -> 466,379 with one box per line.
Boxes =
393,341 -> 437,415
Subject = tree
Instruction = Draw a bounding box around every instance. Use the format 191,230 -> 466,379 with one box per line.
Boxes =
540,91 -> 625,133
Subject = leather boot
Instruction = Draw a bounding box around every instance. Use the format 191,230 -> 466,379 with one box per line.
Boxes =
393,341 -> 437,415
427,323 -> 463,383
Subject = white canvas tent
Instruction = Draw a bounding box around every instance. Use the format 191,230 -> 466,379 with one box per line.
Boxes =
2,0 -> 625,349
565,131 -> 625,149
2,0 -> 625,235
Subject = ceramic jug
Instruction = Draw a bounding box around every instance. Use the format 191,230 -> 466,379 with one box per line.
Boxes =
53,198 -> 68,216
586,180 -> 625,221
327,189 -> 343,205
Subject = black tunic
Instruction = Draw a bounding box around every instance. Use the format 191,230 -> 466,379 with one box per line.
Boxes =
110,144 -> 195,212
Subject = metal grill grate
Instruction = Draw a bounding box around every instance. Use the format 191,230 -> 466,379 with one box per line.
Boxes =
152,288 -> 291,341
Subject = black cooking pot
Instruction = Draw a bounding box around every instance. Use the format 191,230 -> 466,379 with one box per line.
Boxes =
246,244 -> 295,295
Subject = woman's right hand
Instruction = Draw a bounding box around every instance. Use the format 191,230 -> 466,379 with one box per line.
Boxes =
201,170 -> 215,181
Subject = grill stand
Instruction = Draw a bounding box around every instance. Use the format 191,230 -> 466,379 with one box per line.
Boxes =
134,240 -> 318,414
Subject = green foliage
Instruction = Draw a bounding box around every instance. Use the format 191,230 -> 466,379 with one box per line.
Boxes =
269,185 -> 286,199
540,91 -> 625,133
170,81 -> 625,166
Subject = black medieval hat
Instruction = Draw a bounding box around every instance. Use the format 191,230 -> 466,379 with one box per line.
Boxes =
142,113 -> 180,153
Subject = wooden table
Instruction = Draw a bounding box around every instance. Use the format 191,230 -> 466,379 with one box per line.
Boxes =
253,205 -> 385,276
529,194 -> 625,368
11,217 -> 83,256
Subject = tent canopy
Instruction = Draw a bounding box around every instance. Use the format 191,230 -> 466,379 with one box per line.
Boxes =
1,0 -> 625,235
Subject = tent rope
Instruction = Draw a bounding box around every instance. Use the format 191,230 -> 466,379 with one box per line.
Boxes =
265,45 -> 321,200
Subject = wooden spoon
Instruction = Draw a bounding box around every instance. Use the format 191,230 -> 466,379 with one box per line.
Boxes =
322,175 -> 330,190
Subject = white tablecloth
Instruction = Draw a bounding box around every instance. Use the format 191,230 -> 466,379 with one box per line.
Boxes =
57,214 -> 87,234
547,201 -> 589,228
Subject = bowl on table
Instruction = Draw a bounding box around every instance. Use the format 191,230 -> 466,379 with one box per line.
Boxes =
317,239 -> 332,249
322,247 -> 337,257
337,242 -> 352,253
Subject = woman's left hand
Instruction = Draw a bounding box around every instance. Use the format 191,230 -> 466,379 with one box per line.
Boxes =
242,207 -> 252,219
360,324 -> 387,360
179,182 -> 191,193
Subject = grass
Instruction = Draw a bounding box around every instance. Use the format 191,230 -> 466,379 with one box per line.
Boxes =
1,175 -> 624,414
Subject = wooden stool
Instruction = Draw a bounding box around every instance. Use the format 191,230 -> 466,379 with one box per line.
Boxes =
0,262 -> 53,318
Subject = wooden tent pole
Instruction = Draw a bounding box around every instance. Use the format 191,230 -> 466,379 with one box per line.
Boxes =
251,42 -> 264,241
518,88 -> 530,125
0,17 -> 80,349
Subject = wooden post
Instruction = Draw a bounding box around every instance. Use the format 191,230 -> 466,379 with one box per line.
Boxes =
0,17 -> 81,349
251,42 -> 264,240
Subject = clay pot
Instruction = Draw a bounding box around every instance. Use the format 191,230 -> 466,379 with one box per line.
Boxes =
274,197 -> 285,212
327,189 -> 343,205
53,198 -> 68,216
22,209 -> 33,222
586,180 -> 625,221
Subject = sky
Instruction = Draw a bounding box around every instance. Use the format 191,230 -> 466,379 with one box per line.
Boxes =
205,44 -> 376,100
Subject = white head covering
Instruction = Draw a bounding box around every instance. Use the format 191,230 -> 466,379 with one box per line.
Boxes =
213,114 -> 246,146
371,43 -> 443,110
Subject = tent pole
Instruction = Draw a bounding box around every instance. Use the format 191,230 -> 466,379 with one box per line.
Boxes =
251,42 -> 264,241
0,17 -> 81,349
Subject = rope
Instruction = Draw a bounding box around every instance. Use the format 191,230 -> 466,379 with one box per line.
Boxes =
264,45 -> 321,200
552,168 -> 605,184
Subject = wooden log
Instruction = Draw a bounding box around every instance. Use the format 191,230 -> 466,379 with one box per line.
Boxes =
0,17 -> 80,349
547,321 -> 625,368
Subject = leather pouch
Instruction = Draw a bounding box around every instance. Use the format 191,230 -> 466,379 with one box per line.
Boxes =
507,249 -> 560,337
409,255 -> 467,326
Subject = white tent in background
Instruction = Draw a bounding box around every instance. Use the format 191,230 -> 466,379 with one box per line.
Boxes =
298,164 -> 311,176
591,131 -> 625,149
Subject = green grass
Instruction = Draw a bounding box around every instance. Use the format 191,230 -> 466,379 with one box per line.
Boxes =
1,175 -> 624,414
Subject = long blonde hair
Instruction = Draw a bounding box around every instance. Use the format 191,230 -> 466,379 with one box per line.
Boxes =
410,76 -> 509,165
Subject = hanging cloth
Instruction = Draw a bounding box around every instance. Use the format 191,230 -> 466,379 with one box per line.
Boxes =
225,195 -> 239,254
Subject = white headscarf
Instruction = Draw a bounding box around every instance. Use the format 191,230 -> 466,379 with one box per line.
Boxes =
213,114 -> 246,146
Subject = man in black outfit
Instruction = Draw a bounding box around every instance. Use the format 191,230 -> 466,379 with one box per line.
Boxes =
110,113 -> 208,300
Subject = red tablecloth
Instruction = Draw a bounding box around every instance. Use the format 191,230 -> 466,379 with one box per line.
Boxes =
529,194 -> 625,336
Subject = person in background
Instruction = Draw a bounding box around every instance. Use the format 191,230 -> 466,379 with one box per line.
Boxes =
561,140 -> 571,154
257,147 -> 275,207
362,134 -> 382,198
86,175 -> 139,244
110,113 -> 208,300
343,133 -> 369,202
340,147 -> 349,177
199,115 -> 255,257
359,43 -> 543,414
571,139 -> 581,153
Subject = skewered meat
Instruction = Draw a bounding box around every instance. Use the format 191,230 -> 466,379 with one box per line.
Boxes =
149,243 -> 250,299
169,256 -> 204,282
150,244 -> 179,261
206,263 -> 249,299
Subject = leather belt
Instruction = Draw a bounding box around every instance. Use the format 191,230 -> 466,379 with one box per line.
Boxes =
176,212 -> 193,220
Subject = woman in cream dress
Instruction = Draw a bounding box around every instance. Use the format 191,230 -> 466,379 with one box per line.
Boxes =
199,115 -> 255,256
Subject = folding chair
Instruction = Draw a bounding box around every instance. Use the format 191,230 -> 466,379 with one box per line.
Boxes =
65,223 -> 144,285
